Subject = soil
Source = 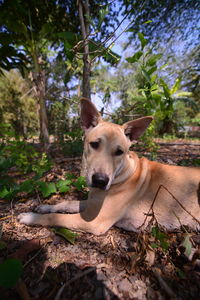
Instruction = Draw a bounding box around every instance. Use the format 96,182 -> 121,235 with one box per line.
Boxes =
0,139 -> 200,300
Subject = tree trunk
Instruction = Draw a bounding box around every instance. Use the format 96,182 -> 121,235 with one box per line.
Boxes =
78,0 -> 91,99
34,69 -> 49,150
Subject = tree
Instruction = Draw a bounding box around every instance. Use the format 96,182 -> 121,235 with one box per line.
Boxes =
0,0 -> 121,147
0,69 -> 38,137
119,0 -> 200,99
120,0 -> 200,49
78,0 -> 91,99
0,0 -> 68,147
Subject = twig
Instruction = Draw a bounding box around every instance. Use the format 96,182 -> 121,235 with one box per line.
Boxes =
139,184 -> 200,231
160,185 -> 200,227
91,1 -> 146,63
54,283 -> 66,300
100,10 -> 132,47
10,198 -> 15,222
0,215 -> 12,221
54,267 -> 95,300
16,279 -> 31,300
20,87 -> 35,100
172,211 -> 189,234
158,142 -> 200,147
152,267 -> 177,299
23,246 -> 44,268
138,185 -> 162,231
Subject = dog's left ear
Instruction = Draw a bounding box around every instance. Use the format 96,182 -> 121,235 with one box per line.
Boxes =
80,98 -> 102,132
122,116 -> 153,141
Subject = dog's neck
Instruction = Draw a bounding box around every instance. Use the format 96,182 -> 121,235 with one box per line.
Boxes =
112,151 -> 138,185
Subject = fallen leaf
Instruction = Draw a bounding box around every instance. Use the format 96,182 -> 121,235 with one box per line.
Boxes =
52,227 -> 78,244
181,234 -> 193,259
9,239 -> 41,260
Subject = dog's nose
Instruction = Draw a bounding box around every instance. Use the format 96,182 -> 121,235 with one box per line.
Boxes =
92,173 -> 109,189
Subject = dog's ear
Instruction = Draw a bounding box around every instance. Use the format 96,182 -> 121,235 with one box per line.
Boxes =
80,98 -> 102,132
122,116 -> 153,141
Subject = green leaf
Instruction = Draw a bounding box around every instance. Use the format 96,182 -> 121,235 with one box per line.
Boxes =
160,240 -> 169,251
52,227 -> 78,244
170,77 -> 181,95
65,173 -> 76,180
126,51 -> 143,63
151,84 -> 159,91
0,186 -> 9,198
151,226 -> 169,251
19,179 -> 34,194
125,27 -> 135,32
144,20 -> 152,24
0,241 -> 6,250
73,176 -> 87,191
0,258 -> 22,288
141,67 -> 151,83
57,31 -> 79,43
138,32 -> 148,49
38,182 -> 57,198
147,66 -> 157,76
0,184 -> 19,200
146,54 -> 162,66
151,242 -> 159,249
64,41 -> 74,61
97,6 -> 109,30
177,268 -> 186,279
160,78 -> 170,98
159,63 -> 168,70
56,180 -> 71,193
103,48 -> 121,65
152,92 -> 162,102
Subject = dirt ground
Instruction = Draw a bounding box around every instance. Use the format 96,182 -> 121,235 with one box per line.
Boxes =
0,140 -> 200,300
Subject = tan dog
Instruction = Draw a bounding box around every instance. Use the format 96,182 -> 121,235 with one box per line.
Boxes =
18,98 -> 200,235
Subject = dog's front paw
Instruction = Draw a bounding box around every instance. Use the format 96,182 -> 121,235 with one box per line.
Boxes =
18,212 -> 38,225
36,204 -> 52,213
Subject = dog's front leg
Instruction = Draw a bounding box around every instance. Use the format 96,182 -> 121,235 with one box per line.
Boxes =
36,200 -> 87,214
18,192 -> 122,235
18,212 -> 113,235
18,210 -> 113,235
18,191 -> 127,235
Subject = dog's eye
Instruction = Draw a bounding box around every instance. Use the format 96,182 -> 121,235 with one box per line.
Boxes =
90,141 -> 99,149
115,149 -> 124,156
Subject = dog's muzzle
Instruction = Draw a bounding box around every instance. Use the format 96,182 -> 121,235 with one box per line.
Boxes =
92,173 -> 109,190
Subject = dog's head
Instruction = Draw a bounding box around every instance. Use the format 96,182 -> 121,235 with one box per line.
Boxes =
81,98 -> 153,190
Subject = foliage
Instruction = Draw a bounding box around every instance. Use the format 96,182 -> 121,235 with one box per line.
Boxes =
0,130 -> 52,199
0,1 -> 198,145
1,139 -> 51,175
0,258 -> 22,288
151,226 -> 170,251
0,0 -> 121,144
121,0 -> 200,52
0,69 -> 38,137
0,133 -> 87,200
124,33 -> 196,135
0,0 -> 121,77
121,0 -> 200,120
138,122 -> 159,160
61,129 -> 84,157
73,176 -> 87,191
178,158 -> 200,167
190,116 -> 200,126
